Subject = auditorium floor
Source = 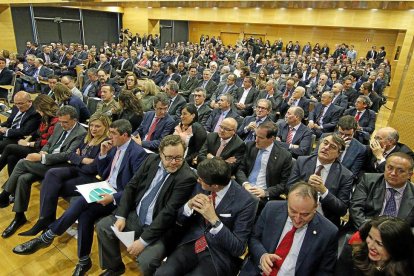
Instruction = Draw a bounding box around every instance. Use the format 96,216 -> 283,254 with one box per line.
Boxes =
0,98 -> 394,276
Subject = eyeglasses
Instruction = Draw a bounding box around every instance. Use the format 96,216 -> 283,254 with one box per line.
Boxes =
256,106 -> 269,110
162,153 -> 184,162
321,139 -> 339,151
219,125 -> 234,132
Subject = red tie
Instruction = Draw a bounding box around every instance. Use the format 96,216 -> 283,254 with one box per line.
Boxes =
146,117 -> 160,141
194,192 -> 217,254
283,89 -> 289,99
355,111 -> 361,122
268,226 -> 298,276
286,127 -> 294,144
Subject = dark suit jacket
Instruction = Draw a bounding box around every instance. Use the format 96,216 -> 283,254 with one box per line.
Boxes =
178,75 -> 199,99
211,84 -> 238,102
176,181 -> 258,275
159,73 -> 181,87
197,79 -> 218,100
62,58 -> 80,76
95,61 -> 112,74
287,155 -> 353,226
240,201 -> 338,276
368,92 -> 382,113
115,154 -> 197,244
365,50 -> 377,60
64,96 -> 90,123
0,67 -> 13,99
280,97 -> 310,119
256,90 -> 283,114
197,104 -> 212,127
344,108 -> 376,144
118,58 -> 134,77
234,87 -> 258,117
236,115 -> 272,141
341,138 -> 367,179
168,94 -> 186,121
236,142 -> 292,199
41,123 -> 87,166
149,70 -> 165,86
204,108 -> 242,133
277,122 -> 313,158
343,88 -> 359,107
309,103 -> 342,133
184,122 -> 207,165
97,140 -> 148,202
350,173 -> 414,229
81,80 -> 100,98
135,111 -> 175,151
332,93 -> 348,110
198,133 -> 245,174
1,105 -> 41,140
365,142 -> 414,173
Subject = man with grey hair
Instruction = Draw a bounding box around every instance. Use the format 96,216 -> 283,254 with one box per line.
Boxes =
255,79 -> 283,120
308,91 -> 342,138
331,83 -> 348,110
366,127 -> 414,173
196,69 -> 218,101
210,73 -> 238,109
237,99 -> 272,142
165,80 -> 186,121
280,86 -> 310,119
193,88 -> 212,127
0,106 -> 86,238
205,94 -> 241,132
307,73 -> 331,102
344,95 -> 376,144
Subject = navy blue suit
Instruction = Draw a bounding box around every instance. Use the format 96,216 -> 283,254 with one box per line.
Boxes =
135,111 -> 175,151
341,138 -> 367,179
344,108 -> 376,144
157,181 -> 258,276
240,201 -> 338,276
309,103 -> 342,137
204,109 -> 242,133
0,67 -> 13,98
63,96 -> 90,123
287,155 -> 353,226
46,140 -> 148,258
277,122 -> 313,158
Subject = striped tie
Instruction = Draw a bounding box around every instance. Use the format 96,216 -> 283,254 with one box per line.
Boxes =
11,112 -> 24,129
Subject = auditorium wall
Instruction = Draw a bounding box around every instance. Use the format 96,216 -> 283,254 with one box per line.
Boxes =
0,6 -> 17,52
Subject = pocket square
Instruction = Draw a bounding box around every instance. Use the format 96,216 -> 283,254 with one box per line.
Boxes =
219,213 -> 232,217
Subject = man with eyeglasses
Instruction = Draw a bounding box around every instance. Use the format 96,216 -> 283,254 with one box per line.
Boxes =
287,134 -> 353,227
237,99 -> 272,142
155,158 -> 258,276
240,182 -> 338,276
198,118 -> 245,174
0,91 -> 41,153
95,135 -> 197,275
133,93 -> 175,151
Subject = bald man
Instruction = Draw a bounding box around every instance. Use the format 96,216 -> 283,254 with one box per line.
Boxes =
0,91 -> 41,153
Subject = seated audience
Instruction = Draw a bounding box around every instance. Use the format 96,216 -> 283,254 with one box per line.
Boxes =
0,57 -> 13,99
193,87 -> 212,127
155,158 -> 258,276
205,94 -> 241,132
122,72 -> 140,94
287,134 -> 353,226
12,119 -> 148,276
0,106 -> 87,238
53,82 -> 90,123
210,73 -> 238,108
279,86 -> 309,119
173,103 -> 207,166
254,79 -> 283,121
113,90 -> 144,131
240,182 -> 338,276
61,75 -> 83,99
234,76 -> 258,117
0,91 -> 41,153
350,152 -> 414,230
237,99 -> 273,142
0,94 -> 58,176
165,80 -> 186,121
95,135 -> 196,275
95,84 -> 120,116
133,93 -> 175,151
276,106 -> 313,158
138,79 -> 158,112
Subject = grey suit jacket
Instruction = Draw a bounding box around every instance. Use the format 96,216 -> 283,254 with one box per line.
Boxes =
41,123 -> 87,166
350,173 -> 414,229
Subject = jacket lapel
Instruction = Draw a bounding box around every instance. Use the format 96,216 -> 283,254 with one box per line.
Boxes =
269,204 -> 289,251
296,216 -> 320,271
398,181 -> 414,218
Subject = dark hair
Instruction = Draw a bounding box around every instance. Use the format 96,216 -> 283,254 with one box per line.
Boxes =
153,92 -> 169,107
353,217 -> 414,276
118,91 -> 143,116
182,103 -> 198,124
338,115 -> 358,131
159,134 -> 186,154
197,158 -> 231,186
56,105 -> 79,120
101,84 -> 115,94
257,121 -> 277,138
110,119 -> 132,136
387,152 -> 414,171
0,57 -> 6,63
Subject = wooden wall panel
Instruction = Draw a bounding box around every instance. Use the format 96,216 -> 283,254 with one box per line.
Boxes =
0,6 -> 17,52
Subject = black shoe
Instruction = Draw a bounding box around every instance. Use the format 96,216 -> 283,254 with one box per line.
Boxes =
72,259 -> 92,276
19,218 -> 53,236
0,192 -> 10,208
12,236 -> 52,255
99,266 -> 125,276
2,216 -> 27,238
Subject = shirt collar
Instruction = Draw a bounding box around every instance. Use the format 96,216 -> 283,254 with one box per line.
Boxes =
384,181 -> 407,194
316,158 -> 333,172
215,180 -> 232,201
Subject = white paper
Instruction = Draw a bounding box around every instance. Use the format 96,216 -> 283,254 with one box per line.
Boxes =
111,225 -> 135,247
76,181 -> 116,203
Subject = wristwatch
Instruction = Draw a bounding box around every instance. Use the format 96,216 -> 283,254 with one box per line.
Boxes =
211,220 -> 222,228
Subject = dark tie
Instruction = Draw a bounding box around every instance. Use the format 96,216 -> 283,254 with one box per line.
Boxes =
268,225 -> 298,276
48,131 -> 68,153
11,112 -> 24,129
316,105 -> 326,124
146,117 -> 160,141
383,188 -> 397,217
194,192 -> 217,253
315,164 -> 324,176
138,170 -> 169,225
248,149 -> 265,184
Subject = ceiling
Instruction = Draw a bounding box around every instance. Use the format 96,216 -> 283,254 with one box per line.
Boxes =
5,1 -> 414,11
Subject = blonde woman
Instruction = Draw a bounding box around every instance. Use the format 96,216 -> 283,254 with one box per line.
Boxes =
138,79 -> 159,111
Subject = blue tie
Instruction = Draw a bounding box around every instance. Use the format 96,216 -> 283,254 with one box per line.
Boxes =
138,169 -> 169,225
248,149 -> 264,185
383,188 -> 397,217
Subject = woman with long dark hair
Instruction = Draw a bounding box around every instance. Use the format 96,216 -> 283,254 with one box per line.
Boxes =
113,90 -> 144,130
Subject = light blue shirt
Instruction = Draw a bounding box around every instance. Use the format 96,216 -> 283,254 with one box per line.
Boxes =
253,143 -> 274,190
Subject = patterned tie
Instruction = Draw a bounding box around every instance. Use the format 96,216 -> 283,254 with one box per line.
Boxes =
106,148 -> 121,189
138,170 -> 169,225
316,105 -> 326,125
283,89 -> 289,99
268,225 -> 298,276
383,188 -> 397,217
146,117 -> 160,141
215,140 -> 227,157
194,192 -> 217,253
11,112 -> 24,129
355,111 -> 361,122
286,127 -> 295,144
248,149 -> 264,185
